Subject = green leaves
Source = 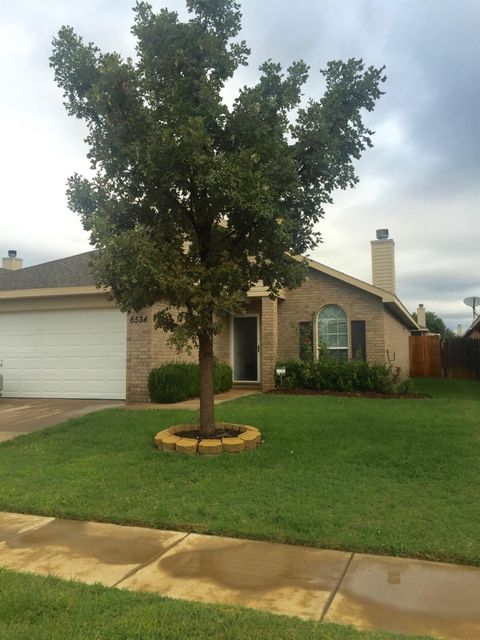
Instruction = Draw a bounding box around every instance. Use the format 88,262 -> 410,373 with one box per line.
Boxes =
51,1 -> 385,349
186,0 -> 243,40
50,26 -> 101,119
292,59 -> 386,198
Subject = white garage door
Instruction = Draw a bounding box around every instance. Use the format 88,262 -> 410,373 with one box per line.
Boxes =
0,308 -> 127,399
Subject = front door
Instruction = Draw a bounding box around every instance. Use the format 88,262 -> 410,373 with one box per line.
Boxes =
232,315 -> 259,382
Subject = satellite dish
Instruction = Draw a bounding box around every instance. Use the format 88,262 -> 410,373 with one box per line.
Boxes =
464,296 -> 480,320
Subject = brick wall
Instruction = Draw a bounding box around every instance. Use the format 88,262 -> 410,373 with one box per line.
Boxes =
127,303 -> 236,402
276,268 -> 386,364
261,297 -> 278,390
126,309 -> 153,403
150,303 -> 198,367
126,272 -> 409,400
384,309 -> 411,377
213,317 -> 230,364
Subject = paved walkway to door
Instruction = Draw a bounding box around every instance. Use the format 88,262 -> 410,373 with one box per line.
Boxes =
0,511 -> 478,639
125,387 -> 260,410
0,399 -> 124,442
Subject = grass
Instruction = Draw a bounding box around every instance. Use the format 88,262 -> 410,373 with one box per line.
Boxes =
0,378 -> 478,565
0,568 -> 434,640
412,376 -> 480,400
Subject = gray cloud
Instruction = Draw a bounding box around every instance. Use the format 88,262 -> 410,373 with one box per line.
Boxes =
0,0 -> 478,330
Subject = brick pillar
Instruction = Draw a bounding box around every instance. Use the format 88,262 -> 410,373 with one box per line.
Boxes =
126,309 -> 153,403
261,297 -> 278,391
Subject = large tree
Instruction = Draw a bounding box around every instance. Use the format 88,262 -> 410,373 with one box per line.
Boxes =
412,310 -> 455,339
50,0 -> 385,434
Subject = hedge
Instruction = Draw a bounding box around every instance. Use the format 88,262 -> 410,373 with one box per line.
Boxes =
148,361 -> 233,403
275,358 -> 411,394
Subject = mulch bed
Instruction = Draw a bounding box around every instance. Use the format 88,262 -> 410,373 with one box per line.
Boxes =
268,389 -> 430,400
176,427 -> 241,440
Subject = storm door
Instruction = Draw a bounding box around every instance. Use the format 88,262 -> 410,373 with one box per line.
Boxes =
232,316 -> 259,382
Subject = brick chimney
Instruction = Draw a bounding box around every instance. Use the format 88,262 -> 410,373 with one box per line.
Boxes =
371,229 -> 396,294
2,250 -> 23,271
416,304 -> 427,329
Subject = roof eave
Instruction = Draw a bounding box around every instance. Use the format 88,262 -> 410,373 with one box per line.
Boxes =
384,299 -> 420,330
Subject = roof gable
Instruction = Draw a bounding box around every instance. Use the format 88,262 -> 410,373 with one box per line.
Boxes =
303,257 -> 419,331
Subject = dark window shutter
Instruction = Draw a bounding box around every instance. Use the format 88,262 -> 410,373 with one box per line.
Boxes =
351,320 -> 366,361
299,322 -> 313,361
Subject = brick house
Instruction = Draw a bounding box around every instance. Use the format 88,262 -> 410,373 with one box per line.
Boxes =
464,315 -> 480,339
0,231 -> 418,401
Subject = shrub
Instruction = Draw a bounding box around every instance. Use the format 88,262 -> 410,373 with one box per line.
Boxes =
275,357 -> 407,394
148,361 -> 233,403
214,362 -> 233,393
148,363 -> 197,403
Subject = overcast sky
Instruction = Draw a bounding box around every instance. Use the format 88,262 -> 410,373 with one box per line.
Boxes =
1,0 -> 479,330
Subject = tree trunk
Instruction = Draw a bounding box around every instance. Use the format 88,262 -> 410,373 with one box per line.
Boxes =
198,329 -> 215,436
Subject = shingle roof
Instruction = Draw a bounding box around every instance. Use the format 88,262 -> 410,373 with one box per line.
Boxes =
0,251 -> 97,291
0,249 -> 419,331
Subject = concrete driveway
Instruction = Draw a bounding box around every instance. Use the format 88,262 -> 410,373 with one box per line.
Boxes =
0,398 -> 124,442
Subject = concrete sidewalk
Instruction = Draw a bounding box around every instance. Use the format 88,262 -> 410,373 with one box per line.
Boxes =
0,512 -> 478,639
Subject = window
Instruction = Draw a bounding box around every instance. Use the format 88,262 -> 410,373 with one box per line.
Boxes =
317,305 -> 348,361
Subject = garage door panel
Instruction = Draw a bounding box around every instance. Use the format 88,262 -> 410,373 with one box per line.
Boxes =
82,356 -> 104,368
43,358 -> 63,369
0,308 -> 126,399
107,370 -> 125,382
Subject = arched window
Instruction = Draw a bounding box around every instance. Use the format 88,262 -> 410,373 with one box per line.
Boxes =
317,305 -> 348,361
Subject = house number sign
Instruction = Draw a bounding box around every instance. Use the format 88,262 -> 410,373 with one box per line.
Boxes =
130,315 -> 148,324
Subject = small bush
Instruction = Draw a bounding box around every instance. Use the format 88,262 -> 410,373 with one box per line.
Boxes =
275,358 -> 408,394
148,363 -> 197,403
214,361 -> 234,393
148,361 -> 233,403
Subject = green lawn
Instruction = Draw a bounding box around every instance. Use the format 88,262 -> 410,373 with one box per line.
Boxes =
0,568 -> 433,640
412,376 -> 480,400
0,378 -> 478,565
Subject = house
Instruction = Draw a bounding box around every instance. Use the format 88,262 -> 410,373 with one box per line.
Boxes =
464,315 -> 480,339
0,231 -> 419,402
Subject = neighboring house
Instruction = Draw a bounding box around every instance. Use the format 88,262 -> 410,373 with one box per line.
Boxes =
464,315 -> 480,339
0,231 -> 419,402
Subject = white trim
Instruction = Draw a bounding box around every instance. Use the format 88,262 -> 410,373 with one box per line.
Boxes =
0,285 -> 104,300
230,314 -> 261,383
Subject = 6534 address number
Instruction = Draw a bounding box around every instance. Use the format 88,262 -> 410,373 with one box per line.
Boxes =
130,315 -> 148,324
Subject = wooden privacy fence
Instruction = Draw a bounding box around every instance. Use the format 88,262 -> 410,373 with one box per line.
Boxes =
409,334 -> 442,377
441,338 -> 480,380
409,335 -> 480,379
